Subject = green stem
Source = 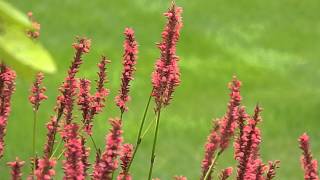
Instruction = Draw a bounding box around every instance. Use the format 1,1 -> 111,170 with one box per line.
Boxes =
203,150 -> 223,180
147,109 -> 161,180
50,138 -> 63,159
126,92 -> 152,172
32,110 -> 37,177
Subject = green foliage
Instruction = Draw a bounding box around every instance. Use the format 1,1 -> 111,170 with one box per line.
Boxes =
0,0 -> 56,75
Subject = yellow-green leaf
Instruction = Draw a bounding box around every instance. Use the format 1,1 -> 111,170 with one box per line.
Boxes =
0,24 -> 56,74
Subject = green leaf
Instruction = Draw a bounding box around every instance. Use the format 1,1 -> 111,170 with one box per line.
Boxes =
0,24 -> 56,74
0,0 -> 32,29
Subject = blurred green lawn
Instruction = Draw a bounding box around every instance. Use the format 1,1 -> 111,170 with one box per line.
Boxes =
3,0 -> 320,179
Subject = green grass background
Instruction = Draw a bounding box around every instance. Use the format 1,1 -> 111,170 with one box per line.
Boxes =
3,0 -> 320,179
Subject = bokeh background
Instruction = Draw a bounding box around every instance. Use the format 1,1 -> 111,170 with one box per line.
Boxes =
3,0 -> 320,179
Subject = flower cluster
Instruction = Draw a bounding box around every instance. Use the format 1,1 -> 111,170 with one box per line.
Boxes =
151,3 -> 183,111
93,118 -> 123,180
234,105 -> 263,180
299,133 -> 319,180
7,157 -> 24,180
61,123 -> 85,179
2,3 -> 320,180
29,72 -> 47,111
219,76 -> 242,151
35,158 -> 56,180
27,11 -> 41,39
0,64 -> 16,159
201,120 -> 220,179
115,28 -> 138,113
117,143 -> 133,180
219,167 -> 233,180
78,57 -> 110,135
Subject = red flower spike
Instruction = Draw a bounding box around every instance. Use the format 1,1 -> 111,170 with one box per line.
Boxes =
201,120 -> 220,179
235,105 -> 262,180
299,133 -> 319,180
0,64 -> 16,158
265,160 -> 280,180
63,37 -> 91,125
35,157 -> 56,180
7,157 -> 25,180
93,118 -> 123,180
81,136 -> 90,177
29,72 -> 47,111
62,123 -> 85,180
92,56 -> 111,115
151,3 -> 183,110
219,167 -> 233,180
115,28 -> 138,113
219,76 -> 242,151
78,79 -> 93,134
117,144 -> 133,180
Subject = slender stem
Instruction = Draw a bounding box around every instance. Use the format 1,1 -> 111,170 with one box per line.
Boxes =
32,110 -> 37,177
147,109 -> 161,180
89,135 -> 100,156
126,92 -> 153,172
203,150 -> 223,180
50,138 -> 63,159
141,116 -> 157,139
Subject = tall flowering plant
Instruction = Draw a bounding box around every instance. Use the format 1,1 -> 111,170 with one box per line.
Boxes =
0,2 -> 319,180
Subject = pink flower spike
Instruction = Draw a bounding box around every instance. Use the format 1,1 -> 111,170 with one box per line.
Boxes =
117,144 -> 133,180
219,167 -> 233,180
299,133 -> 319,180
93,118 -> 123,180
91,56 -> 111,121
115,28 -> 138,113
62,123 -> 85,180
78,78 -> 93,134
62,37 -> 91,125
201,120 -> 220,179
7,157 -> 25,180
35,157 -> 56,180
151,3 -> 183,110
0,64 -> 16,158
219,76 -> 242,151
235,105 -> 262,180
29,72 -> 47,111
265,160 -> 280,180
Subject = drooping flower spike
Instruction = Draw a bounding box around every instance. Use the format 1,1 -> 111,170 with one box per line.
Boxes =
299,133 -> 319,180
115,28 -> 138,113
93,118 -> 123,180
0,64 -> 16,159
151,3 -> 183,111
7,157 -> 25,180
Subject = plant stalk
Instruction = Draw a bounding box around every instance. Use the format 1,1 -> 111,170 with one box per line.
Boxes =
147,109 -> 161,180
32,110 -> 37,177
203,150 -> 223,180
126,91 -> 153,172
